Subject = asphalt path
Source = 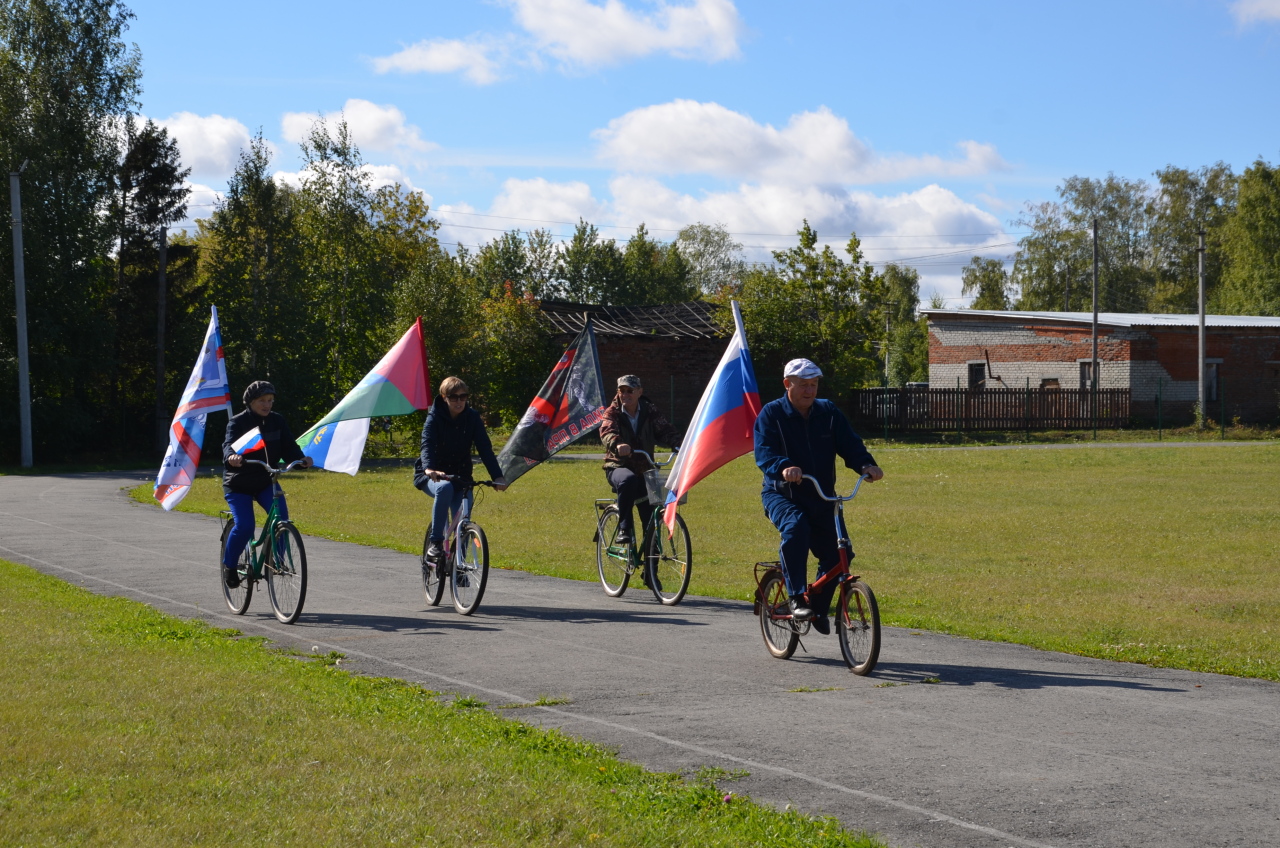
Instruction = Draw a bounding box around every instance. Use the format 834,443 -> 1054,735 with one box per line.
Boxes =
4,472 -> 1279,848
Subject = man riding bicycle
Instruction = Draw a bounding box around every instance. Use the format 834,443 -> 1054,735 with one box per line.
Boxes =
600,374 -> 681,547
753,359 -> 883,635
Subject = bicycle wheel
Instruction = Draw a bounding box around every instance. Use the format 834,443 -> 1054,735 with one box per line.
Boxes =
758,569 -> 799,659
266,522 -> 308,624
645,512 -> 692,605
837,580 -> 881,675
420,524 -> 446,607
595,505 -> 631,597
219,520 -> 253,615
451,523 -> 489,616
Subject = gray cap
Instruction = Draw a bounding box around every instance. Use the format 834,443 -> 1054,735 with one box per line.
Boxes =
617,375 -> 642,389
783,358 -> 823,380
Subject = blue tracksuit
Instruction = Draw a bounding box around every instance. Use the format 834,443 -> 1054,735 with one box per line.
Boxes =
753,396 -> 876,600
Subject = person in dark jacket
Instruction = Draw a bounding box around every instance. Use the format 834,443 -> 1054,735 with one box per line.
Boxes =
414,376 -> 507,561
753,358 -> 883,633
599,374 -> 681,546
222,380 -> 312,587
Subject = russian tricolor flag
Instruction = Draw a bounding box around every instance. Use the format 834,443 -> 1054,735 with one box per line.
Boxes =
663,301 -> 761,533
231,426 -> 266,455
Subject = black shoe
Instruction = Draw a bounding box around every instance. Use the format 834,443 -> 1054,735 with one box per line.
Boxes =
615,529 -> 633,547
426,541 -> 445,562
788,596 -> 814,621
223,567 -> 241,589
811,614 -> 830,635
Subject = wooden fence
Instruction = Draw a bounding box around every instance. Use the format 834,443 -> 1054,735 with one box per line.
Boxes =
847,387 -> 1132,432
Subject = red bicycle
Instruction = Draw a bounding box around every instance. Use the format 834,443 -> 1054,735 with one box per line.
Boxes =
753,474 -> 881,674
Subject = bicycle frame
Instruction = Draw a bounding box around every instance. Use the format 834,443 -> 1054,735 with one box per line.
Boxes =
595,449 -> 674,566
233,459 -> 306,580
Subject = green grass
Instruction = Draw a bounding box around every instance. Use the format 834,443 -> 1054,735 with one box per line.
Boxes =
0,558 -> 881,847
136,443 -> 1280,680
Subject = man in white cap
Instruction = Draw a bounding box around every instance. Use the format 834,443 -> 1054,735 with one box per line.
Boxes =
600,374 -> 681,546
753,358 -> 883,633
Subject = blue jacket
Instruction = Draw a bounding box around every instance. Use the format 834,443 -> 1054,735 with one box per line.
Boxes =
753,396 -> 876,499
413,394 -> 503,489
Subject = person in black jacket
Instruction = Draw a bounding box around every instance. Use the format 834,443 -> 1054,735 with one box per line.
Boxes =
754,359 -> 882,633
414,376 -> 507,561
222,381 -> 312,587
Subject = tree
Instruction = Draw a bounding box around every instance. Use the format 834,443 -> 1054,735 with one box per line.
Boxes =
676,222 -> 745,296
1149,163 -> 1236,313
962,256 -> 1012,310
473,229 -> 530,298
1215,158 -> 1280,315
0,0 -> 142,460
619,223 -> 695,305
877,264 -> 927,386
555,219 -> 624,304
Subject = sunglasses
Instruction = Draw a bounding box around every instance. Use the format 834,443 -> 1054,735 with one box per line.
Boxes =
447,393 -> 469,401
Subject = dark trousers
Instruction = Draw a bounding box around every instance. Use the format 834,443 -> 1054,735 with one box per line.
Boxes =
223,485 -> 287,568
762,491 -> 839,606
606,467 -> 653,537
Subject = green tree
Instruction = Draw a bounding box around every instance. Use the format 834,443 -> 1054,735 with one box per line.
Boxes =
962,256 -> 1012,310
619,223 -> 695,305
675,222 -> 745,296
1149,163 -> 1236,312
877,264 -> 926,386
1214,158 -> 1280,315
0,0 -> 142,460
473,229 -> 529,297
554,220 -> 624,304
464,283 -> 556,427
1011,200 -> 1089,310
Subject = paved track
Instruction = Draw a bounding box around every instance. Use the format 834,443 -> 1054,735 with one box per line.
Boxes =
4,472 -> 1278,848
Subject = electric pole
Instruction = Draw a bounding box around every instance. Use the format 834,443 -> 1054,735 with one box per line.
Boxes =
9,161 -> 32,468
155,226 -> 169,453
1197,229 -> 1206,429
1091,218 -> 1099,439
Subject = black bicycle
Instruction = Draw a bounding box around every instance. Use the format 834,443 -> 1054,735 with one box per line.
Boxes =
419,477 -> 494,616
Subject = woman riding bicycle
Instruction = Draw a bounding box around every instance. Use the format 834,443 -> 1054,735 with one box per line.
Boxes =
222,381 -> 312,588
754,359 -> 882,634
414,376 -> 507,562
600,374 -> 681,547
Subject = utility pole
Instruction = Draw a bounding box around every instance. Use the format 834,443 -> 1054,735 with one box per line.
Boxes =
9,161 -> 32,468
1091,218 -> 1099,439
155,226 -> 169,453
1197,229 -> 1206,429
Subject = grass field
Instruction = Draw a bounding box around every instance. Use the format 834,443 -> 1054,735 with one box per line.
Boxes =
0,558 -> 882,847
136,442 -> 1280,680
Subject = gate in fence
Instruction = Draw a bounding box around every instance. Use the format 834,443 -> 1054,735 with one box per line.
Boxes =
848,387 -> 1131,432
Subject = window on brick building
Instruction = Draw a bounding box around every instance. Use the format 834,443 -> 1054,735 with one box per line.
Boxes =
968,362 -> 986,390
1207,363 -> 1219,402
1041,378 -> 1060,389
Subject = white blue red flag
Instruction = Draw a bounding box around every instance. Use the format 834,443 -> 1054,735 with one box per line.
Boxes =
230,427 -> 266,455
663,300 -> 761,533
154,306 -> 231,510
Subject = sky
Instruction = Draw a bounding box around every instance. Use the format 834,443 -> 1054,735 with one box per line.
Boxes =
124,0 -> 1280,304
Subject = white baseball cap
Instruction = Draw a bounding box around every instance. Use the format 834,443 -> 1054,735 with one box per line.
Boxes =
783,358 -> 823,379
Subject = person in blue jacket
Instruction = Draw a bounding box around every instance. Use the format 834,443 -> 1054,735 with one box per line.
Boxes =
414,376 -> 507,562
753,358 -> 883,634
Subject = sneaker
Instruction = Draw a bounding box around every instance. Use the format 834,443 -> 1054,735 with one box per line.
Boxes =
811,614 -> 830,635
788,596 -> 814,621
426,541 -> 445,562
223,567 -> 241,589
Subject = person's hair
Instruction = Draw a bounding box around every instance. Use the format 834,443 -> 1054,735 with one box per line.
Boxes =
439,376 -> 468,398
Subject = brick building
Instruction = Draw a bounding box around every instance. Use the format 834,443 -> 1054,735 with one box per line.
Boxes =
922,309 -> 1280,423
538,301 -> 728,432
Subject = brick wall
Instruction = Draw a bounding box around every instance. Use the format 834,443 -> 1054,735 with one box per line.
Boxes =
591,335 -> 728,435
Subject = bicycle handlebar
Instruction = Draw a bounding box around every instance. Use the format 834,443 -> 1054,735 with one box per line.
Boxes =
800,473 -> 870,503
243,458 -> 309,474
629,448 -> 675,468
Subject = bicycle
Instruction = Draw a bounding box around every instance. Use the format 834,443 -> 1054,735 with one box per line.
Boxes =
593,450 -> 692,605
419,477 -> 495,616
218,459 -> 309,624
753,474 -> 881,674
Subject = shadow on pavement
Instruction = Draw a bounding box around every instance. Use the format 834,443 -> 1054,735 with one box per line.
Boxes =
480,603 -> 712,627
870,661 -> 1185,692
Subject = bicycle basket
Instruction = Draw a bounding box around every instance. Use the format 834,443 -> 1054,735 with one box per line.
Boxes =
644,469 -> 687,506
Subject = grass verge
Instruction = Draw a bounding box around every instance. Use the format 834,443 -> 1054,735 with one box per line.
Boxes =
0,558 -> 881,847
134,443 -> 1280,680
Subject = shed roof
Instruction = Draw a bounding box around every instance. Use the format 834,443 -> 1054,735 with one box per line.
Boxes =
920,309 -> 1280,329
538,300 -> 724,339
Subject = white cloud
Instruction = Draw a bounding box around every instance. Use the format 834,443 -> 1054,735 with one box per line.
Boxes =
488,177 -> 605,223
509,0 -> 742,67
269,163 -> 420,195
594,100 -> 1008,185
1230,0 -> 1280,25
372,38 -> 503,85
281,99 -> 435,160
156,112 -> 257,181
371,0 -> 743,82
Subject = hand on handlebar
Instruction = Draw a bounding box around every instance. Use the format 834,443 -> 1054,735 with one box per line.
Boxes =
861,465 -> 884,482
616,443 -> 632,457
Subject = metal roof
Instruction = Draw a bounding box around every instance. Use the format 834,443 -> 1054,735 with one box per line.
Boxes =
538,300 -> 725,339
920,309 -> 1280,329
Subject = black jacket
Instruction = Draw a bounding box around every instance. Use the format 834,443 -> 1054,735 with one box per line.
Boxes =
222,409 -> 305,495
413,395 -> 503,489
753,396 -> 876,499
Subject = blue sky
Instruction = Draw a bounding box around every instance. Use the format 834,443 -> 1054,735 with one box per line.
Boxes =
126,0 -> 1280,303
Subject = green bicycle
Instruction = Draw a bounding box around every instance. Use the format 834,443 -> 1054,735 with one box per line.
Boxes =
594,450 -> 692,606
218,459 -> 309,624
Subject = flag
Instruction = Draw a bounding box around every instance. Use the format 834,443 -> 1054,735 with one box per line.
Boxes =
663,300 -> 761,532
230,427 -> 265,454
154,306 -> 232,510
497,318 -> 607,486
297,318 -> 432,475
